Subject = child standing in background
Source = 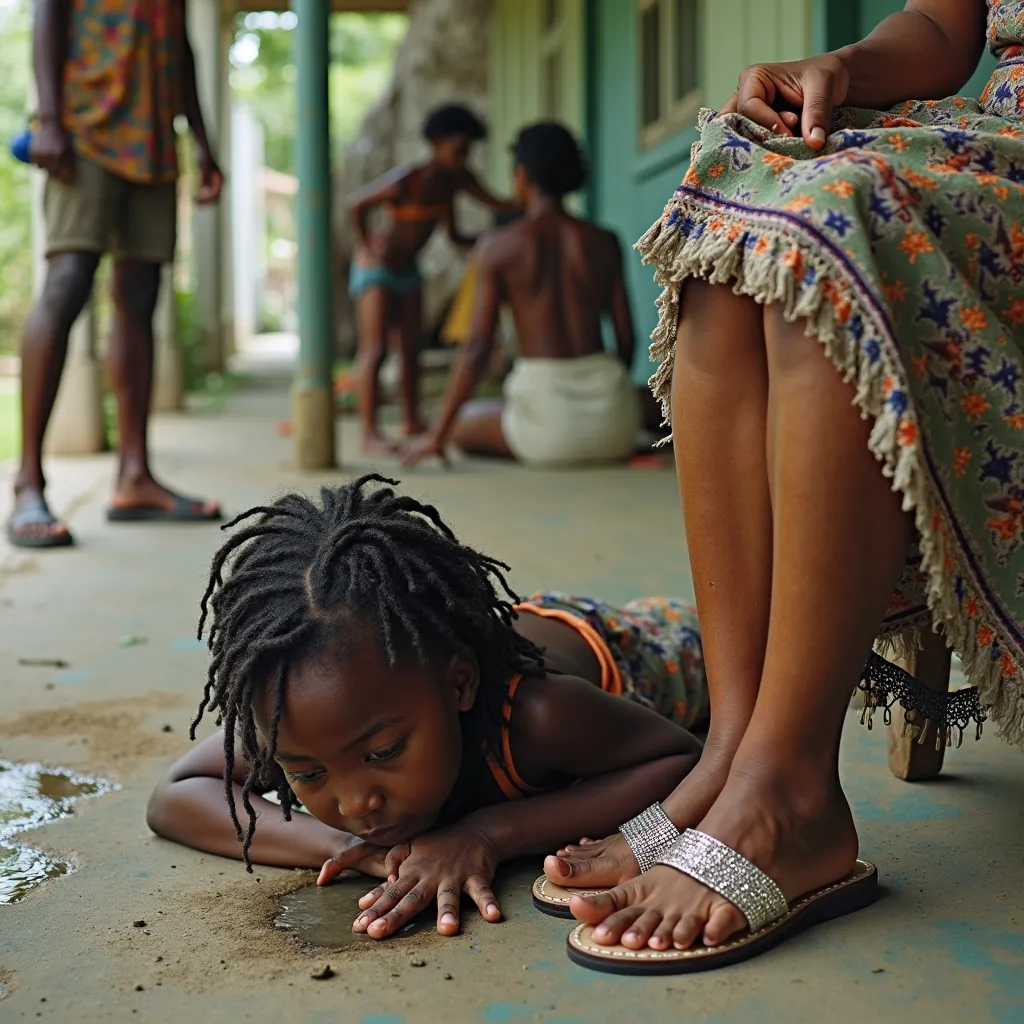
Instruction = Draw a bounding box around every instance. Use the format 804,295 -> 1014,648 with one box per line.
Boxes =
347,105 -> 516,455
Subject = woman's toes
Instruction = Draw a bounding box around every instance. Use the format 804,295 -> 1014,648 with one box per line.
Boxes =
648,913 -> 680,951
591,907 -> 643,945
544,854 -> 570,880
703,900 -> 748,946
672,913 -> 704,950
570,889 -> 616,924
621,910 -> 662,950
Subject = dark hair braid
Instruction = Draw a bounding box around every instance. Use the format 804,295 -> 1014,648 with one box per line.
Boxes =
191,475 -> 545,869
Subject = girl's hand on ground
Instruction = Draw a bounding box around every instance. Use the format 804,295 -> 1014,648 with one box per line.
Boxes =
352,827 -> 501,939
316,837 -> 394,886
544,832 -> 642,888
720,53 -> 850,150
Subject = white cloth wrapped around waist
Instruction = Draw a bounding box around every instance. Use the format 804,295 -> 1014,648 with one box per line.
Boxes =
501,352 -> 640,467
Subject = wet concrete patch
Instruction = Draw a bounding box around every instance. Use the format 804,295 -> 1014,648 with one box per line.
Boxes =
0,760 -> 117,903
275,876 -> 427,948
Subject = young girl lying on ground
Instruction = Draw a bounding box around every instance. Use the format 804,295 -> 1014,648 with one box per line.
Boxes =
147,475 -> 707,939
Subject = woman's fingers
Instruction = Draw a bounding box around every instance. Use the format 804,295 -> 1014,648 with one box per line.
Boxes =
799,67 -> 835,149
719,92 -> 739,115
465,874 -> 501,923
738,94 -> 789,134
436,880 -> 461,935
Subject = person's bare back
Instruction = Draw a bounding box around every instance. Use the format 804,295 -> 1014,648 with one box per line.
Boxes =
482,208 -> 631,361
404,121 -> 639,468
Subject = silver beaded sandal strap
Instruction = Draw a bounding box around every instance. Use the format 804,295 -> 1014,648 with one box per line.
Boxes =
655,829 -> 789,933
618,803 -> 681,873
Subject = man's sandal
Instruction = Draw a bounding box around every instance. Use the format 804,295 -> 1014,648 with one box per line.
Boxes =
532,803 -> 680,918
566,828 -> 878,975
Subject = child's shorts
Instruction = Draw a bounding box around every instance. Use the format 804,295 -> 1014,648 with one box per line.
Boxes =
520,592 -> 708,730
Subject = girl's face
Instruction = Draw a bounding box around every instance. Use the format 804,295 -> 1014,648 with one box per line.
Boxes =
431,133 -> 472,170
254,635 -> 477,847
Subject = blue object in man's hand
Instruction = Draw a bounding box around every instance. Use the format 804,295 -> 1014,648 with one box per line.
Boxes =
10,129 -> 32,164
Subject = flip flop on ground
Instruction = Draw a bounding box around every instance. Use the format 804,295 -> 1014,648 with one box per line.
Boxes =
6,496 -> 74,549
565,829 -> 877,975
106,494 -> 222,523
532,875 -> 611,919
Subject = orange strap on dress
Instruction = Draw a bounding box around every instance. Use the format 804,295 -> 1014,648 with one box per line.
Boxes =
483,674 -> 545,801
514,603 -> 623,697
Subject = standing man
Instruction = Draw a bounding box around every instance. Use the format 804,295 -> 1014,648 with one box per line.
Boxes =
7,0 -> 222,548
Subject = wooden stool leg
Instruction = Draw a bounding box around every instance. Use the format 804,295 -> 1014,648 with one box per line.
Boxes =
886,630 -> 953,781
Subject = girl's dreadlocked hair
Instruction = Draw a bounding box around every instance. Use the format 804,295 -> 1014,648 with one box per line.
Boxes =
190,474 -> 545,869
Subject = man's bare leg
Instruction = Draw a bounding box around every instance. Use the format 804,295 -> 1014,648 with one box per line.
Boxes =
547,280 -> 773,887
573,304 -> 911,951
107,260 -> 218,516
449,398 -> 513,458
9,252 -> 99,545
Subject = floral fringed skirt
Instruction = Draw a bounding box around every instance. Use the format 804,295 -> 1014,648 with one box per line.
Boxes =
638,65 -> 1024,746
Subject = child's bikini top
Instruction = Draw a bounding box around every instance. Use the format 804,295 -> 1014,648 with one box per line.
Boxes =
482,602 -> 623,802
388,170 -> 449,224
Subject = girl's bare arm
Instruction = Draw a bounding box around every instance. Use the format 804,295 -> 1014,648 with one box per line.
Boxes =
146,731 -> 363,869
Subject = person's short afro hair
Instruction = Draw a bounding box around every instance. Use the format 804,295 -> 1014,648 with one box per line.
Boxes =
511,122 -> 587,198
422,104 -> 488,143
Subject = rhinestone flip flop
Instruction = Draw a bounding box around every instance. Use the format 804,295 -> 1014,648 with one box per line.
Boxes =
567,829 -> 878,975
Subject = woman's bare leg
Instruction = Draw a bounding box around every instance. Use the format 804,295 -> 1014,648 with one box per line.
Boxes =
573,304 -> 912,951
547,280 -> 773,887
355,284 -> 399,456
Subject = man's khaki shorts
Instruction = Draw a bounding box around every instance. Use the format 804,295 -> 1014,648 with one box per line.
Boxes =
44,154 -> 177,264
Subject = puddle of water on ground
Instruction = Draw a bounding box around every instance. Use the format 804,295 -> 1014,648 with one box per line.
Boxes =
0,760 -> 117,904
275,876 -> 427,947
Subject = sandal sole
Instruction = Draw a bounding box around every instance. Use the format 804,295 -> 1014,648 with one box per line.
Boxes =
532,875 -> 611,919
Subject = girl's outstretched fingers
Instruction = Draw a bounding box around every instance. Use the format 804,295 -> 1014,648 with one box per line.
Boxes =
436,880 -> 461,935
465,874 -> 501,923
357,875 -> 397,912
317,858 -> 346,887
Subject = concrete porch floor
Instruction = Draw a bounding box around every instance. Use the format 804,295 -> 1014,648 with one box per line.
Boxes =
0,370 -> 1022,1024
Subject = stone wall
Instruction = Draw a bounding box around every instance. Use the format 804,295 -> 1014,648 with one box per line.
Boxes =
332,0 -> 493,358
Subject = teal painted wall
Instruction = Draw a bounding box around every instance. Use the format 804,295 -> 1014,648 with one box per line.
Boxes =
586,0 -> 811,385
586,0 -> 698,385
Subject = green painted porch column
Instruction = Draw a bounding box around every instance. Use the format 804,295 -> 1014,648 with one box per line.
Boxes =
292,0 -> 336,469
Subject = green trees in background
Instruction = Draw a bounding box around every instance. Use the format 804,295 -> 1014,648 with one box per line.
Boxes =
0,0 -> 33,355
0,4 -> 405,355
229,11 -> 406,174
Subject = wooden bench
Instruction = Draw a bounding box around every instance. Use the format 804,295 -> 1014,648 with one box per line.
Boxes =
886,629 -> 953,781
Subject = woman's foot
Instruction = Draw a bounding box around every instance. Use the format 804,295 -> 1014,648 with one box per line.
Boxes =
569,766 -> 858,951
544,744 -> 736,889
